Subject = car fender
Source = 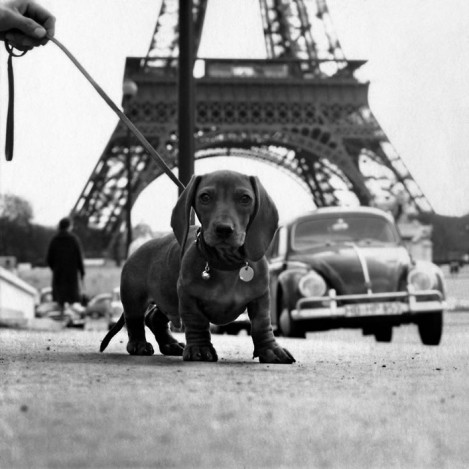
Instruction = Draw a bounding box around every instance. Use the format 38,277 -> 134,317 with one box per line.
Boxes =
412,260 -> 446,298
277,266 -> 309,312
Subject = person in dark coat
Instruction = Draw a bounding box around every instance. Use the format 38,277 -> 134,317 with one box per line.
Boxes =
46,217 -> 85,316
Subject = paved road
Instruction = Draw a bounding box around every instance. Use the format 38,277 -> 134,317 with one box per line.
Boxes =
1,313 -> 468,469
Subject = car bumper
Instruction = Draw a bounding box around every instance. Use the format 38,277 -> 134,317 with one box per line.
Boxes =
293,289 -> 445,320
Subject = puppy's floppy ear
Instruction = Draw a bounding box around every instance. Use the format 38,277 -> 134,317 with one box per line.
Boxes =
171,175 -> 201,253
244,176 -> 279,261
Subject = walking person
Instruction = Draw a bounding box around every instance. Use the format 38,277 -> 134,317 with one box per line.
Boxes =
46,217 -> 85,319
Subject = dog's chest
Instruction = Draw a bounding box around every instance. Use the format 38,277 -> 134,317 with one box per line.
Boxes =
184,272 -> 262,324
199,292 -> 247,325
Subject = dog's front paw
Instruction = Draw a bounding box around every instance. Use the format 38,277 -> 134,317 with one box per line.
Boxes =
159,341 -> 185,356
255,345 -> 296,364
183,344 -> 218,362
127,340 -> 154,356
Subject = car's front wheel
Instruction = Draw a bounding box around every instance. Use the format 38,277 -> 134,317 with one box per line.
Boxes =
417,311 -> 443,345
278,294 -> 306,339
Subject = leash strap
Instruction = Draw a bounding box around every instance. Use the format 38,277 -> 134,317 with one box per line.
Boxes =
47,35 -> 185,191
4,42 -> 27,161
3,35 -> 185,191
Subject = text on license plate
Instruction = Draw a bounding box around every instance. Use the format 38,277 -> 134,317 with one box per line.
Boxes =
344,302 -> 402,317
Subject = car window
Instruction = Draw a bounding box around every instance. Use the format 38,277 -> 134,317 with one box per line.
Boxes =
278,226 -> 288,257
292,216 -> 399,250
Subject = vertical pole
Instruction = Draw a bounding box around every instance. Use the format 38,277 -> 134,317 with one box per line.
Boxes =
126,128 -> 132,256
178,0 -> 195,194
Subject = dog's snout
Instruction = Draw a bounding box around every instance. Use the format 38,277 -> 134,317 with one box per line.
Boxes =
215,224 -> 235,239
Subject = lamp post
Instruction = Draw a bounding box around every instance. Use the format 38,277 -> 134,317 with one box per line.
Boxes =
122,78 -> 138,257
178,0 -> 195,193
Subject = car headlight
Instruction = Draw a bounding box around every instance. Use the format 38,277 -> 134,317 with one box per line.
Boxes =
298,271 -> 327,297
407,268 -> 434,291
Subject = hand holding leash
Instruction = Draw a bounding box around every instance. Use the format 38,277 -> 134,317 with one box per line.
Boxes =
0,0 -> 55,49
3,31 -> 185,191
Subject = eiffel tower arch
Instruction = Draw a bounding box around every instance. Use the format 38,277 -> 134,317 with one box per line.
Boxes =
72,0 -> 432,252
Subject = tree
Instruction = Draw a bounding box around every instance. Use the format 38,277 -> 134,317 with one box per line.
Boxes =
0,194 -> 35,262
0,193 -> 33,226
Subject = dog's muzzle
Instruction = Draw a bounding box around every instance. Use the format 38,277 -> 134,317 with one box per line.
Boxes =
215,223 -> 235,239
204,226 -> 246,247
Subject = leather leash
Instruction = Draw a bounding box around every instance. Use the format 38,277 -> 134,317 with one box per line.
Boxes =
3,36 -> 186,191
4,41 -> 27,161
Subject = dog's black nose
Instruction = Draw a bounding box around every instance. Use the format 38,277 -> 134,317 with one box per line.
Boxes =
215,224 -> 234,239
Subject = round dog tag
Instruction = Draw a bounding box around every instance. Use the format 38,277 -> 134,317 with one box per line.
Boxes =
239,264 -> 254,282
201,262 -> 211,281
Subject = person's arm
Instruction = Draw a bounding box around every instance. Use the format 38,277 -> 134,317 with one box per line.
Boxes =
0,0 -> 55,50
45,238 -> 54,269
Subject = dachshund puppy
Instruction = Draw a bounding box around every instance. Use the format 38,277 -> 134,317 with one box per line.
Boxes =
100,170 -> 295,364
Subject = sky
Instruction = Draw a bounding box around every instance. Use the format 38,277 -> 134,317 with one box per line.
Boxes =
0,0 -> 468,233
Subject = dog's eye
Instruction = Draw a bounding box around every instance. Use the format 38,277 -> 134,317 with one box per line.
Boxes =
239,194 -> 253,205
199,193 -> 212,204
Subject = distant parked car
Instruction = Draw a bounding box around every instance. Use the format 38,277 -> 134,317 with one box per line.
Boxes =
84,293 -> 112,319
267,207 -> 446,345
83,289 -> 124,330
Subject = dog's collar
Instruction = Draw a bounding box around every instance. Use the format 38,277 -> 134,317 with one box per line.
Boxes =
195,229 -> 254,282
195,229 -> 245,271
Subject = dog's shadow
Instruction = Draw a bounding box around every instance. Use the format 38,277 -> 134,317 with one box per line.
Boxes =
41,350 -> 263,368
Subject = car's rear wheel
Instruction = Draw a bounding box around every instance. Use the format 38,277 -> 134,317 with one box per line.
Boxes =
417,311 -> 443,345
374,326 -> 393,343
278,294 -> 306,339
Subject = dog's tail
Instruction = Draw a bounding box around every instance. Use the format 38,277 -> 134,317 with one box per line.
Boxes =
100,313 -> 125,352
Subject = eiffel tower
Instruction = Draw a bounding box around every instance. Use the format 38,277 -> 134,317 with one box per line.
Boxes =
72,0 -> 432,252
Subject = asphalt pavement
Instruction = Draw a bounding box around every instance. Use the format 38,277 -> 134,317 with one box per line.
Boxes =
1,311 -> 468,469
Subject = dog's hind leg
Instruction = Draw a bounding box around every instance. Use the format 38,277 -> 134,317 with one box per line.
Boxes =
125,313 -> 155,356
145,305 -> 185,356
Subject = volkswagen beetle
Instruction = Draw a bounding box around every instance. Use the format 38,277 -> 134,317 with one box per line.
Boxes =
267,207 -> 445,344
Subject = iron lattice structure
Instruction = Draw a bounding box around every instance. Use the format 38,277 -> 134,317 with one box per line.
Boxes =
72,0 -> 432,251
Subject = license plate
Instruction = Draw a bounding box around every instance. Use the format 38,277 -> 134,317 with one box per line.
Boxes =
344,302 -> 402,317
